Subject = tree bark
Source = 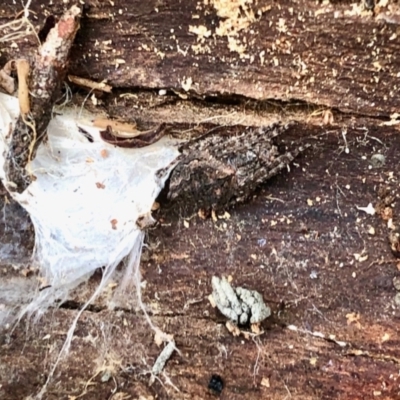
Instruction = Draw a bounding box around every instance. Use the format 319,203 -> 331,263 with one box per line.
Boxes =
1,0 -> 400,116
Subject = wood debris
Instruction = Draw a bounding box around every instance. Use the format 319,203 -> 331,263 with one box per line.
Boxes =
3,5 -> 82,193
68,75 -> 112,93
149,340 -> 176,386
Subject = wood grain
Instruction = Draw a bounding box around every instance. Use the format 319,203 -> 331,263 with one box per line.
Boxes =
1,1 -> 399,116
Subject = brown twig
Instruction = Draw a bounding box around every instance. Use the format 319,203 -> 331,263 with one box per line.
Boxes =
4,5 -> 82,193
68,75 -> 112,93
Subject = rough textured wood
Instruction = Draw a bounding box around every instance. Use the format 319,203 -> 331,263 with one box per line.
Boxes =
1,120 -> 400,400
1,1 -> 400,116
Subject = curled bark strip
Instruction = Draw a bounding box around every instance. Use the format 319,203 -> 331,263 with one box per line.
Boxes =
4,5 -> 82,193
100,123 -> 167,148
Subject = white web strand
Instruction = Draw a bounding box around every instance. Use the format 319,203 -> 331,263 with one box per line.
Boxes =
0,92 -> 181,392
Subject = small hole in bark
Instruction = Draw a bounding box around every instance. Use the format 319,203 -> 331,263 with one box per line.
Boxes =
38,15 -> 57,43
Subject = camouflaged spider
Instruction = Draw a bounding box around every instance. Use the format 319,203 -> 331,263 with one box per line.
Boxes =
166,122 -> 304,216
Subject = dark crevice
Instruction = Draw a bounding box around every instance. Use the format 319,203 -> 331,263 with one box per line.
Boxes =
59,300 -> 104,313
38,15 -> 57,43
108,86 -> 392,121
345,350 -> 400,366
58,300 -> 219,321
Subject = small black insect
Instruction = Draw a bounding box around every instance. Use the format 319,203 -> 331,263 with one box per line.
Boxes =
208,374 -> 224,394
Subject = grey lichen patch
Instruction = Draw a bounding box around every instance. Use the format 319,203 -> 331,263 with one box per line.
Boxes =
370,153 -> 386,168
211,276 -> 243,322
211,276 -> 271,325
235,286 -> 271,324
